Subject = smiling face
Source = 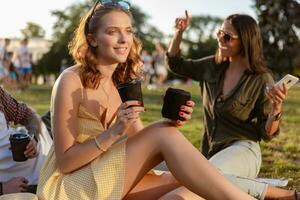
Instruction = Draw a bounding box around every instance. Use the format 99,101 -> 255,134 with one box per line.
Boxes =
217,20 -> 241,58
91,10 -> 133,66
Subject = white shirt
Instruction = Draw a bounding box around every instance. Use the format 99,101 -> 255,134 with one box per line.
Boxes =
17,46 -> 31,68
0,112 -> 52,185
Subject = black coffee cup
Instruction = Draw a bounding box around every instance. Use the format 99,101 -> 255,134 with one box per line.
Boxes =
9,132 -> 31,162
117,79 -> 144,106
161,87 -> 191,121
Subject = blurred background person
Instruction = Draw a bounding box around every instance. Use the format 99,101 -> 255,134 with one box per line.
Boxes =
141,50 -> 154,85
153,42 -> 168,86
0,87 -> 52,195
59,59 -> 67,74
0,38 -> 11,87
4,52 -> 17,90
17,38 -> 32,90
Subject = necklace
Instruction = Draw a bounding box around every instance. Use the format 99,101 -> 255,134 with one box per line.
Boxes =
100,80 -> 114,104
100,81 -> 116,128
101,84 -> 109,101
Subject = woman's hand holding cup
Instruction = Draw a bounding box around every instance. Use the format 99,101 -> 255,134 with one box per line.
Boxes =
171,100 -> 195,127
116,100 -> 145,133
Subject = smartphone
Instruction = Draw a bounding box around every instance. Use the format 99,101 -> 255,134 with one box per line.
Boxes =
275,74 -> 299,90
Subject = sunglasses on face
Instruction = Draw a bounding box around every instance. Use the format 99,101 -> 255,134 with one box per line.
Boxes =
85,0 -> 131,35
216,29 -> 239,43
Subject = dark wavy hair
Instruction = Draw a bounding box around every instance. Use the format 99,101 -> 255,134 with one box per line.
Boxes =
215,14 -> 270,74
68,4 -> 143,89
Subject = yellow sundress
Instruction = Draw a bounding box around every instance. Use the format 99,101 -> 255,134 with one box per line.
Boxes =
37,105 -> 127,200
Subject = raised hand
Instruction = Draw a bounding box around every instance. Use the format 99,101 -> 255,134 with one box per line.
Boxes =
175,10 -> 190,33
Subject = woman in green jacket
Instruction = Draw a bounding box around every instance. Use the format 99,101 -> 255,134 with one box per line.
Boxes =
166,11 -> 298,200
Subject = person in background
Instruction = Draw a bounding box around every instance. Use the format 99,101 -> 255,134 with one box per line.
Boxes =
0,39 -> 11,87
141,50 -> 153,85
4,52 -> 18,90
17,38 -> 32,90
166,10 -> 299,200
153,42 -> 168,86
0,87 -> 52,196
59,59 -> 67,74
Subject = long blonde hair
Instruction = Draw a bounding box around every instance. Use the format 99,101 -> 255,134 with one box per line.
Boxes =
69,4 -> 143,89
215,14 -> 270,74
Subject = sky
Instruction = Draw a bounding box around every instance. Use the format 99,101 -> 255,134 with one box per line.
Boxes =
0,0 -> 256,39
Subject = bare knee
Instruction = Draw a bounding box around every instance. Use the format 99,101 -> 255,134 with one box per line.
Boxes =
159,187 -> 204,200
159,193 -> 185,200
144,121 -> 181,138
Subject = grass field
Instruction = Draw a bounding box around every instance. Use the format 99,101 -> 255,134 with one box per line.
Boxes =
9,82 -> 300,190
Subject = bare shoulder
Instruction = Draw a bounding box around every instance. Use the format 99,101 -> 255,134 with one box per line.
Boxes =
52,65 -> 83,100
56,65 -> 82,88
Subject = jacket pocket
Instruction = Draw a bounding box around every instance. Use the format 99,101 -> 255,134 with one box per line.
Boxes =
229,98 -> 253,121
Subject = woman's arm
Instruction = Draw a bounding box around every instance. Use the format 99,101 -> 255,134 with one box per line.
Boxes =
168,10 -> 190,57
52,72 -> 120,173
52,72 -> 144,173
166,11 -> 217,82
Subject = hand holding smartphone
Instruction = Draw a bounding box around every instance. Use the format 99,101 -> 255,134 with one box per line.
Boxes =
274,74 -> 299,90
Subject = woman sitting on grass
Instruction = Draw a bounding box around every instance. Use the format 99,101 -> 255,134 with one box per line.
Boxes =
166,10 -> 299,200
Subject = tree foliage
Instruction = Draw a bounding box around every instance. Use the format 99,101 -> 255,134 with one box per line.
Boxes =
183,16 -> 222,59
21,22 -> 46,38
254,0 -> 300,75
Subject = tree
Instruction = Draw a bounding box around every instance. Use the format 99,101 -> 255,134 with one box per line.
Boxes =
184,15 -> 222,59
254,0 -> 300,76
21,22 -> 46,38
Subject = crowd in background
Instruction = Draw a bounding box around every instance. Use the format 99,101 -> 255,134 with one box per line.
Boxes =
141,42 -> 169,90
0,38 -> 33,91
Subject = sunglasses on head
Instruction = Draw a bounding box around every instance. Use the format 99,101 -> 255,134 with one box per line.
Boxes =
216,29 -> 239,43
101,0 -> 130,10
85,0 -> 131,35
90,0 -> 130,15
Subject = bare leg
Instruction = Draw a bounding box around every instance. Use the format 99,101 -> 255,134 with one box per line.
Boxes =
124,173 -> 180,200
265,186 -> 296,200
159,186 -> 205,200
122,121 -> 254,200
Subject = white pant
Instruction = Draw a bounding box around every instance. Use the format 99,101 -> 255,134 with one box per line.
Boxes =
209,140 -> 268,200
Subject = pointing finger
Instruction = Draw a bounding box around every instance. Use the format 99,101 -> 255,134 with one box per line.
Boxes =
185,10 -> 190,24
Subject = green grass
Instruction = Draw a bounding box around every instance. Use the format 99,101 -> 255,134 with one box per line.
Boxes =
9,83 -> 300,190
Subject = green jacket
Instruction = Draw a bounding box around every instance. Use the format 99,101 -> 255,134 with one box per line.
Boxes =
166,54 -> 279,159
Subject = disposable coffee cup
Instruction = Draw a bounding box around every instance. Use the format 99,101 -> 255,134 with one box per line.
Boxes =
117,79 -> 144,106
9,132 -> 31,162
161,87 -> 191,121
